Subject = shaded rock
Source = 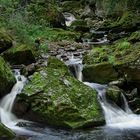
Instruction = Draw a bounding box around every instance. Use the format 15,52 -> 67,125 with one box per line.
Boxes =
106,85 -> 122,107
2,44 -> 36,65
129,98 -> 140,114
83,62 -> 118,84
109,78 -> 126,88
0,31 -> 13,53
14,57 -> 104,129
21,63 -> 36,76
0,56 -> 16,98
0,123 -> 15,139
70,20 -> 89,32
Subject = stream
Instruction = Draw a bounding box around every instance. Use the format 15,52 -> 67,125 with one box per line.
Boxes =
1,58 -> 140,140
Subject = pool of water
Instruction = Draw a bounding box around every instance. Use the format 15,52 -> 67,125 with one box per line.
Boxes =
14,124 -> 140,140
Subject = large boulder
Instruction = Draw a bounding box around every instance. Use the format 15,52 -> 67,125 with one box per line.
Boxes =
0,56 -> 16,98
2,44 -> 36,65
83,62 -> 118,84
0,123 -> 15,139
14,57 -> 104,129
0,30 -> 13,53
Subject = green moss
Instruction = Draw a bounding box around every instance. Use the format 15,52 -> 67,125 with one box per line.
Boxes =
106,86 -> 122,106
0,123 -> 15,139
110,11 -> 140,29
0,30 -> 13,53
128,30 -> 140,42
0,56 -> 16,97
2,44 -> 36,65
18,57 -> 104,129
62,1 -> 83,13
83,62 -> 118,83
45,28 -> 80,41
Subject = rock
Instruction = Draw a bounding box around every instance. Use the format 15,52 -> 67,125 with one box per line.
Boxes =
83,62 -> 118,84
106,86 -> 122,107
21,63 -> 36,76
0,56 -> 16,98
129,98 -> 140,114
70,20 -> 89,32
0,30 -> 13,53
14,57 -> 104,129
109,78 -> 126,88
2,44 -> 36,65
125,88 -> 140,114
0,123 -> 15,139
80,5 -> 95,19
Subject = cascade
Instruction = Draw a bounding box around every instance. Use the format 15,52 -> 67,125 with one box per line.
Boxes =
0,69 -> 39,135
84,82 -> 140,129
65,54 -> 83,82
0,69 -> 27,127
63,12 -> 76,27
66,56 -> 140,129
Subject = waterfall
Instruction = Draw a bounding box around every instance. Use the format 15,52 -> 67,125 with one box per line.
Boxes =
63,12 -> 76,27
121,93 -> 133,114
0,69 -> 41,135
84,82 -> 140,129
65,54 -> 83,82
0,69 -> 27,127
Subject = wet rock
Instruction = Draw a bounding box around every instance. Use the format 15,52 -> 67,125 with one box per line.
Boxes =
70,20 -> 89,32
83,62 -> 118,84
128,98 -> 140,114
0,56 -> 16,98
106,85 -> 122,107
2,44 -> 36,65
14,57 -> 104,129
109,78 -> 126,88
21,63 -> 36,76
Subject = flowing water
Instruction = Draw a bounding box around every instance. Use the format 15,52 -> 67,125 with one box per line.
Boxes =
0,69 -> 40,136
1,63 -> 140,140
63,12 -> 76,27
84,82 -> 140,130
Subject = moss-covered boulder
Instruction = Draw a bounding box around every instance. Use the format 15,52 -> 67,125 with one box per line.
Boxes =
0,31 -> 13,53
0,123 -> 15,139
106,86 -> 122,107
83,62 -> 118,84
70,20 -> 89,32
14,57 -> 104,129
0,56 -> 16,98
2,44 -> 36,65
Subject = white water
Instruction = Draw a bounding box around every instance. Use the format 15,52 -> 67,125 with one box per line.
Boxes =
84,82 -> 140,129
0,69 -> 27,126
0,69 -> 40,135
65,54 -> 83,81
63,12 -> 76,27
